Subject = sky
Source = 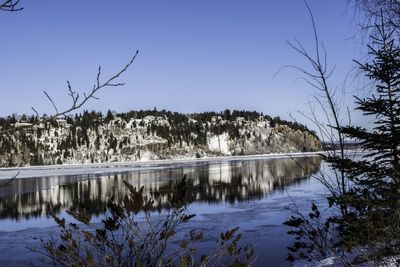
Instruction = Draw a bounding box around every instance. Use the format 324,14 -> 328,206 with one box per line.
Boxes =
0,0 -> 366,129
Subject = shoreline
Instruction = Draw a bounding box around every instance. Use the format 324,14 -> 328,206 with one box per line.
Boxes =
0,151 -> 326,180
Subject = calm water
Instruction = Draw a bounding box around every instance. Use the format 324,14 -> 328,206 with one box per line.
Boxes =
0,156 -> 327,266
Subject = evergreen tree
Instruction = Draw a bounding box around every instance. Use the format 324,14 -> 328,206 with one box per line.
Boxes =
285,23 -> 400,264
105,109 -> 114,123
331,25 -> 400,261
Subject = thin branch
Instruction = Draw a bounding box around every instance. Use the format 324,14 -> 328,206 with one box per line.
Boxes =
0,0 -> 23,12
0,50 -> 139,135
43,90 -> 59,114
0,171 -> 19,188
278,1 -> 350,207
31,107 -> 39,117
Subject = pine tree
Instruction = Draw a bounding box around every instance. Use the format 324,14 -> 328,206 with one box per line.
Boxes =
285,23 -> 400,264
105,109 -> 114,123
331,24 -> 400,261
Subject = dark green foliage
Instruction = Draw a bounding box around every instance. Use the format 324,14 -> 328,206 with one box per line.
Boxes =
105,110 -> 114,123
106,109 -> 316,139
285,24 -> 400,265
331,26 -> 400,261
284,203 -> 340,263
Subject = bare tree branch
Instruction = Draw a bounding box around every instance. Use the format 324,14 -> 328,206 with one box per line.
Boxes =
0,50 -> 139,135
0,0 -> 22,12
31,107 -> 39,117
0,171 -> 19,188
0,51 -> 138,188
275,1 -> 351,209
43,90 -> 59,114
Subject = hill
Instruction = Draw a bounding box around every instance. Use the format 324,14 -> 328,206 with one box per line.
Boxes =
0,109 -> 321,167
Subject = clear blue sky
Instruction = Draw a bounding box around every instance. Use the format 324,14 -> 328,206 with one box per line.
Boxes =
0,0 -> 365,128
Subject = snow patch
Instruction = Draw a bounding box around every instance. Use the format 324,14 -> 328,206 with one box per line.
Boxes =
207,133 -> 231,155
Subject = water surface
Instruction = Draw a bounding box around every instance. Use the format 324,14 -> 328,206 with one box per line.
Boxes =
0,156 -> 326,266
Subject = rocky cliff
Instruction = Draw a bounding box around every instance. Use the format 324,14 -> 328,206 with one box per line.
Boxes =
0,110 -> 321,167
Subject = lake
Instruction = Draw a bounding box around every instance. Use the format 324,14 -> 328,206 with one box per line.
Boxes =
0,155 -> 328,266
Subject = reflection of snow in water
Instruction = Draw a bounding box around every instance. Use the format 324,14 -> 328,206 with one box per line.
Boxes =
0,156 -> 327,266
0,156 -> 322,221
0,152 -> 323,180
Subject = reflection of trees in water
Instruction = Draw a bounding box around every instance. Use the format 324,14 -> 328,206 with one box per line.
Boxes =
0,157 -> 321,220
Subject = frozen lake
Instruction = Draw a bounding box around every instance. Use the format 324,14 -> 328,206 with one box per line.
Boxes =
0,155 -> 327,266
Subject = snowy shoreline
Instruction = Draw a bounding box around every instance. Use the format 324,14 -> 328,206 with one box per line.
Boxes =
0,151 -> 327,180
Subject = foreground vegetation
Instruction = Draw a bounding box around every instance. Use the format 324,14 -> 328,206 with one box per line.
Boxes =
31,177 -> 255,266
284,1 -> 400,265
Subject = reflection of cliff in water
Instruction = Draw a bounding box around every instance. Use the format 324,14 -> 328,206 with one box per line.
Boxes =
0,156 -> 321,220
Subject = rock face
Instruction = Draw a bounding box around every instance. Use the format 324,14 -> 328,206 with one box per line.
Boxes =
0,110 -> 322,167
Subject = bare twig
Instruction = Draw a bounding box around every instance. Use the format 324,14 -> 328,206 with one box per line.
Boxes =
31,107 -> 39,117
43,90 -> 59,114
0,171 -> 19,188
279,0 -> 349,198
0,0 -> 22,12
352,0 -> 400,36
0,51 -> 139,189
0,50 -> 139,135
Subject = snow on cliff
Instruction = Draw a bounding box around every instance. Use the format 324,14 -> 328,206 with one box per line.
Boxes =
0,112 -> 322,167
